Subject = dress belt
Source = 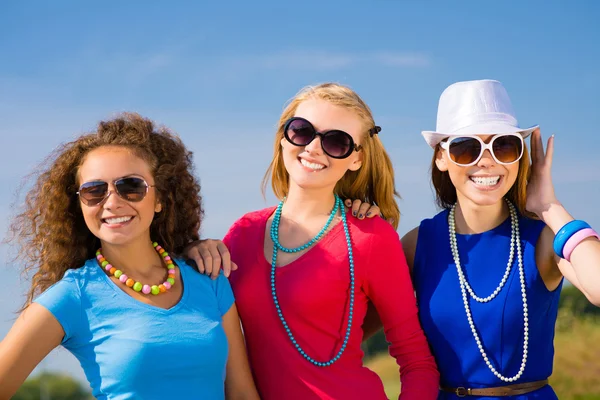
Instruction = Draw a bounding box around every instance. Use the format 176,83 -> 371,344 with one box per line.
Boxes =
440,379 -> 549,397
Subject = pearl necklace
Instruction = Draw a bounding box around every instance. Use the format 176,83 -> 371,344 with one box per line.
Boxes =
270,195 -> 355,367
449,201 -> 528,382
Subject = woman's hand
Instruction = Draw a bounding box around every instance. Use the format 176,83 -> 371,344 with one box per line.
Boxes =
184,239 -> 237,279
525,128 -> 560,219
343,199 -> 381,220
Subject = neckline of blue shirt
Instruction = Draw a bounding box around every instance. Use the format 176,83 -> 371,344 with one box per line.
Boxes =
88,257 -> 190,314
444,208 -> 513,238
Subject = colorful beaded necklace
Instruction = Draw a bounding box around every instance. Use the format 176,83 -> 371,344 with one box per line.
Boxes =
96,242 -> 176,296
270,194 -> 355,367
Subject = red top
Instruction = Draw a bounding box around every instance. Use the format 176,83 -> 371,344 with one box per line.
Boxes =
224,207 -> 439,400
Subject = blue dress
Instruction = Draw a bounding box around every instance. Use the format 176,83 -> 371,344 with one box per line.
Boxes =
413,209 -> 562,399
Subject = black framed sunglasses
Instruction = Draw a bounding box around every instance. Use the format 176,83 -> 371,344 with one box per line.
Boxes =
283,117 -> 380,159
77,176 -> 154,206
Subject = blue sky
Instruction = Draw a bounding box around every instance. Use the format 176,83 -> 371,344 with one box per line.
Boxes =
1,0 -> 599,385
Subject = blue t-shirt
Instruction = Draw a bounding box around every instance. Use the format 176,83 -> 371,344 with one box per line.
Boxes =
34,258 -> 235,400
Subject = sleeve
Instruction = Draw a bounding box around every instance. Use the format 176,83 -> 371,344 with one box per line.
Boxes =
222,217 -> 242,285
222,220 -> 239,254
33,275 -> 83,346
363,223 -> 440,400
213,272 -> 235,316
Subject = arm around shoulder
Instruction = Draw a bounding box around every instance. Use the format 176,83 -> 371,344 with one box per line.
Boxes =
0,303 -> 64,399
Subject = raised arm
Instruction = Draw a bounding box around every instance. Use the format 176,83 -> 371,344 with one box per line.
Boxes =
364,223 -> 438,400
0,304 -> 64,399
526,129 -> 600,305
537,207 -> 600,305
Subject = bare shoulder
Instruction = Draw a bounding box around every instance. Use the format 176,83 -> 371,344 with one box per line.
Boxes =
16,302 -> 64,330
401,227 -> 420,274
401,226 -> 420,249
535,224 -> 563,290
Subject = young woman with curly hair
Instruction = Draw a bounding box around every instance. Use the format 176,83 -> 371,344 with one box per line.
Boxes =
0,113 -> 259,400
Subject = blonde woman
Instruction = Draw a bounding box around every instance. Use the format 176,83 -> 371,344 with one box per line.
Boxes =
187,83 -> 439,399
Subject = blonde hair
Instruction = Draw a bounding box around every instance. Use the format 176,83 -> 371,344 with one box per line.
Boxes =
430,143 -> 536,218
262,83 -> 401,228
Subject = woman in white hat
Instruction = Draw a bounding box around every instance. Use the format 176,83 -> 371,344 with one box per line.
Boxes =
185,79 -> 600,398
351,79 -> 600,398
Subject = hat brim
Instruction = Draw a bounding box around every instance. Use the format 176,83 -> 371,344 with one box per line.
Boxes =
422,123 -> 539,149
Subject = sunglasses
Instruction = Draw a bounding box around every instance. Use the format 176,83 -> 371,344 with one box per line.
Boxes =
283,117 -> 369,159
440,134 -> 524,166
77,176 -> 154,206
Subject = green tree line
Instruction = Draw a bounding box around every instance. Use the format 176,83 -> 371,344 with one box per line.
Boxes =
12,373 -> 93,400
363,284 -> 599,358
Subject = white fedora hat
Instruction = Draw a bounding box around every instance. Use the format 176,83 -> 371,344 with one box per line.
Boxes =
421,79 -> 538,148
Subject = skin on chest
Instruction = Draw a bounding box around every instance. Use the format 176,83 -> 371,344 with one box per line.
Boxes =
264,215 -> 342,267
107,267 -> 184,309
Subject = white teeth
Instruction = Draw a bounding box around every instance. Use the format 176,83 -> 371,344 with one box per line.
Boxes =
471,176 -> 500,186
104,216 -> 133,224
300,158 -> 325,170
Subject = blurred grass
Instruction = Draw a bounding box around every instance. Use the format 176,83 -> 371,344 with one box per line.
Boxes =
366,312 -> 600,400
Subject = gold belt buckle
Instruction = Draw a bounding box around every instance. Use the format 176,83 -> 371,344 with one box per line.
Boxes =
455,387 -> 471,397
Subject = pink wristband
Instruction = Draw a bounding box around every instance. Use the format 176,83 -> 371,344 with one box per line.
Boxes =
562,228 -> 600,262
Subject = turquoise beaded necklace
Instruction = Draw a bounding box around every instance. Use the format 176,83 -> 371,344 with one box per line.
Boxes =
270,194 -> 355,367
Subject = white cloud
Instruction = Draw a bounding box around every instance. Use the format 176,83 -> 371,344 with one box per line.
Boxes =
234,50 -> 432,71
373,52 -> 432,67
251,50 -> 355,70
0,47 -> 432,94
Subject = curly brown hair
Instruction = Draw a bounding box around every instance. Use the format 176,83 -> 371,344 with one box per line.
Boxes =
8,112 -> 202,308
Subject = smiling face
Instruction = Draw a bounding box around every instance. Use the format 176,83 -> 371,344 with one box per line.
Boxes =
435,134 -> 520,207
280,98 -> 364,193
77,146 -> 162,247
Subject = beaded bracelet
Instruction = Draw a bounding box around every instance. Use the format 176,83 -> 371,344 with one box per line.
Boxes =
563,228 -> 600,262
553,220 -> 591,258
